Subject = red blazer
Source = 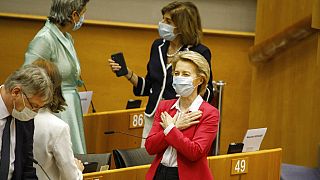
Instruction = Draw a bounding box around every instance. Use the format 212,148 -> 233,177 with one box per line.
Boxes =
145,99 -> 219,180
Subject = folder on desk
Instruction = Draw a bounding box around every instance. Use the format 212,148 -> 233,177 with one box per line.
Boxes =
79,91 -> 93,114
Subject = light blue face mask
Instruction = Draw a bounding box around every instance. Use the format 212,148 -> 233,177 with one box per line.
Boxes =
172,76 -> 195,97
73,13 -> 85,31
158,22 -> 177,41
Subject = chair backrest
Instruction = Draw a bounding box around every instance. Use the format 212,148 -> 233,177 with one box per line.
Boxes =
74,153 -> 112,172
113,148 -> 155,169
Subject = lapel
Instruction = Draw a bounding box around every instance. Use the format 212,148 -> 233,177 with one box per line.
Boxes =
168,102 -> 198,140
45,20 -> 81,73
157,40 -> 169,77
182,123 -> 197,139
158,41 -> 191,76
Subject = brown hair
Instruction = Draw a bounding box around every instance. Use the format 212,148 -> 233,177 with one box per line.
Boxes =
32,60 -> 67,113
172,51 -> 210,96
161,1 -> 202,46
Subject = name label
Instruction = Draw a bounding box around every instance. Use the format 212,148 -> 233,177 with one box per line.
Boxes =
129,113 -> 144,129
231,157 -> 248,175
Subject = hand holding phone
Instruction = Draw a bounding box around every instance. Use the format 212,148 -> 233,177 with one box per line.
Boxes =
111,52 -> 128,77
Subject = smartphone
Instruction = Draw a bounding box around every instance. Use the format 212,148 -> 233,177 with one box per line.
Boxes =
111,52 -> 128,77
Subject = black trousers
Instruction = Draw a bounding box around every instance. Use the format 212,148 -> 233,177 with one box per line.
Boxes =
153,164 -> 179,180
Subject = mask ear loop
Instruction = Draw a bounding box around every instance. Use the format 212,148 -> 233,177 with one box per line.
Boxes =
13,100 -> 16,110
21,93 -> 27,107
193,76 -> 204,87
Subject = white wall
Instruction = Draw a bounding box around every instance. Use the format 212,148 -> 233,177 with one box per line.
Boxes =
0,0 -> 256,32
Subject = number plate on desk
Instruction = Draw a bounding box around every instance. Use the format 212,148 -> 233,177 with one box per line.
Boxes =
129,113 -> 144,129
231,157 -> 248,175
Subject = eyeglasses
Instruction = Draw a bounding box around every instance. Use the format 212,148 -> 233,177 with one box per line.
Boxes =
22,92 -> 41,111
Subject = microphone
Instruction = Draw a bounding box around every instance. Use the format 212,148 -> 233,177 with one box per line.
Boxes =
104,130 -> 146,139
80,75 -> 96,113
33,158 -> 51,180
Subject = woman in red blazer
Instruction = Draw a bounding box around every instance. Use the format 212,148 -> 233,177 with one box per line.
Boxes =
145,51 -> 219,180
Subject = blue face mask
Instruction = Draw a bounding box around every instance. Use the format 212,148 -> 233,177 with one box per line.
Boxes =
172,76 -> 195,97
73,13 -> 85,31
158,22 -> 177,41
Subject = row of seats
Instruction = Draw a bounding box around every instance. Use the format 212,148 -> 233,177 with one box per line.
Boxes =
74,148 -> 154,173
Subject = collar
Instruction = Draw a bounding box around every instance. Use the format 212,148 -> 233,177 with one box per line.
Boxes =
45,20 -> 76,58
45,20 -> 73,43
162,39 -> 192,52
45,19 -> 80,74
170,95 -> 203,112
0,85 -> 10,119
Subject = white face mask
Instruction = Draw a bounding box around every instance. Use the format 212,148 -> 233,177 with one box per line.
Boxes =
158,22 -> 177,41
172,76 -> 196,97
73,13 -> 85,31
12,94 -> 37,121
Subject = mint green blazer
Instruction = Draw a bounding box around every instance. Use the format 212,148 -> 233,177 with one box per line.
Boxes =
24,20 -> 86,154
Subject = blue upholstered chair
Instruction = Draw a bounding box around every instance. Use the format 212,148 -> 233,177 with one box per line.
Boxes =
280,163 -> 320,180
280,145 -> 320,180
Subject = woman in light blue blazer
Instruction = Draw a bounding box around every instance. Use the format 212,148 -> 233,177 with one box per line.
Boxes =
24,0 -> 89,154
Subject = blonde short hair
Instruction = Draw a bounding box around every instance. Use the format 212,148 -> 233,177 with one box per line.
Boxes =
172,51 -> 210,96
161,1 -> 202,46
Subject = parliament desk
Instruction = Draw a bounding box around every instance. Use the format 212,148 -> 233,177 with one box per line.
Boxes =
83,148 -> 282,180
83,108 -> 145,153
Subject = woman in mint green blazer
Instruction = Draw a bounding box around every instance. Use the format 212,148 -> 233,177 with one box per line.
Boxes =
24,0 -> 89,154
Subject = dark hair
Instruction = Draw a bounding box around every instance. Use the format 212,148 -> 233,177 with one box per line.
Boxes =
161,1 -> 203,45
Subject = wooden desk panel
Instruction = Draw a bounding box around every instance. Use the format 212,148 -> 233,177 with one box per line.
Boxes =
84,108 -> 145,153
83,148 -> 282,180
83,165 -> 150,180
209,148 -> 282,180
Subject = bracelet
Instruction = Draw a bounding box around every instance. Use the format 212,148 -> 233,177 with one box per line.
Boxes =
128,71 -> 133,81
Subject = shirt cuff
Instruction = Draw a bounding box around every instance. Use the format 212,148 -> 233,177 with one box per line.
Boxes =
164,123 -> 175,136
77,169 -> 83,180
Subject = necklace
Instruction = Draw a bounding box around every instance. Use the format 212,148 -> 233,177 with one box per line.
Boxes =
167,45 -> 183,58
